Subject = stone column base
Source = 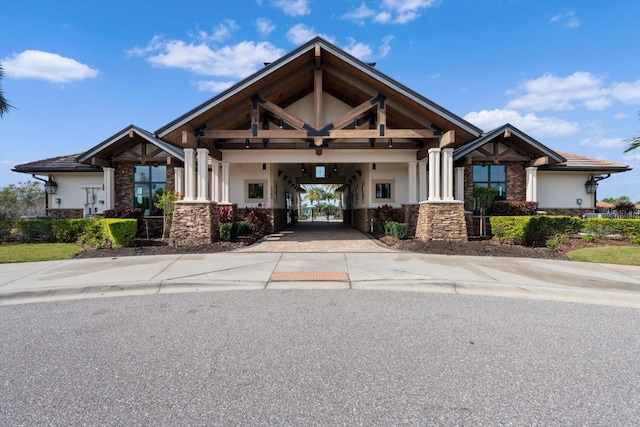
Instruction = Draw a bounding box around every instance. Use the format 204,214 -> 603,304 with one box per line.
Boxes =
169,201 -> 219,247
415,200 -> 468,242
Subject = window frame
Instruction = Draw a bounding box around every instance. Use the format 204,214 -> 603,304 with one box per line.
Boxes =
133,164 -> 167,217
373,179 -> 395,203
244,180 -> 267,204
472,164 -> 507,200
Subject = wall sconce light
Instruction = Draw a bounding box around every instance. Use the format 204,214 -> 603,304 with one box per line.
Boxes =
388,138 -> 393,148
354,118 -> 359,128
279,119 -> 283,129
585,176 -> 598,194
44,177 -> 58,195
372,163 -> 376,171
245,139 -> 250,149
262,163 -> 266,171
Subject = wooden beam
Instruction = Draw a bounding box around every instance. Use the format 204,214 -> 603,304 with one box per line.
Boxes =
90,157 -> 110,167
314,42 -> 321,69
330,95 -> 381,130
504,129 -> 512,138
202,129 -> 308,139
439,130 -> 455,148
314,68 -> 322,129
330,129 -> 437,139
181,131 -> 198,147
128,129 -> 135,139
532,156 -> 549,167
386,129 -> 437,139
259,98 -> 306,129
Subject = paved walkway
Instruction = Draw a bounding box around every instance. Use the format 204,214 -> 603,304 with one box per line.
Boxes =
236,220 -> 391,253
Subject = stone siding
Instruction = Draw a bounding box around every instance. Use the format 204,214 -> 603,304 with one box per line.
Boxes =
270,208 -> 287,233
463,162 -> 527,210
415,201 -> 468,242
402,204 -> 420,237
46,209 -> 83,219
114,162 -> 176,210
169,201 -> 219,247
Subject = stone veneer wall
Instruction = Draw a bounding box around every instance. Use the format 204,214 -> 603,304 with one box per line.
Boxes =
415,201 -> 468,242
114,162 -> 176,209
169,201 -> 219,247
270,208 -> 287,233
46,208 -> 83,219
402,204 -> 420,237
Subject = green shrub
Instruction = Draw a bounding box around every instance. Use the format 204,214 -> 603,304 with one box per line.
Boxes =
18,219 -> 54,243
103,219 -> 137,247
236,221 -> 252,236
52,219 -> 90,243
580,234 -> 598,243
384,221 -> 407,240
546,233 -> 568,249
246,208 -> 271,236
489,216 -> 530,245
219,222 -> 234,241
527,216 -> 581,245
582,218 -> 640,237
77,220 -> 110,249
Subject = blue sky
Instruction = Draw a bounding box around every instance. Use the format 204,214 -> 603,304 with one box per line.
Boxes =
1,0 -> 639,200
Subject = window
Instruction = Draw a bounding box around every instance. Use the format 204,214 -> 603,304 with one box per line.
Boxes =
245,180 -> 267,204
373,180 -> 395,202
134,165 -> 166,216
315,165 -> 326,179
473,165 -> 506,199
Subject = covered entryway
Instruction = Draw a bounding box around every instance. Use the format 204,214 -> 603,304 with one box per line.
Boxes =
236,221 -> 393,253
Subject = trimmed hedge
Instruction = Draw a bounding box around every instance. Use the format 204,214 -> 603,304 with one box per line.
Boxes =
492,201 -> 539,216
18,218 -> 137,248
219,220 -> 254,241
490,216 -> 639,246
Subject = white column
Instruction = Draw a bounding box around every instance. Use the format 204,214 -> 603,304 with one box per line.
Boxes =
183,148 -> 196,201
408,161 -> 417,204
196,147 -> 209,201
455,167 -> 465,201
103,167 -> 114,210
442,148 -> 454,201
211,162 -> 220,202
221,162 -> 230,203
428,148 -> 441,201
174,167 -> 184,197
418,160 -> 427,202
526,166 -> 538,202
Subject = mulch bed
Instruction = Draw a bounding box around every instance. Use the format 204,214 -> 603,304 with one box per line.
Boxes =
70,233 -> 635,260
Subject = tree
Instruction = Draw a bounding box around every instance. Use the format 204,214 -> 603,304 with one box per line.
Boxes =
0,63 -> 14,117
623,112 -> 639,155
303,185 -> 323,220
0,181 -> 45,220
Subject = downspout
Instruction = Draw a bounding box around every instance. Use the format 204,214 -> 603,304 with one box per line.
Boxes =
593,173 -> 611,208
31,174 -> 49,212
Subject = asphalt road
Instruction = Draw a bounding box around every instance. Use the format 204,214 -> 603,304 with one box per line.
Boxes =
2,290 -> 639,426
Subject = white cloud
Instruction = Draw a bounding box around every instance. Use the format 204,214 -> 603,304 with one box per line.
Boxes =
135,38 -> 284,79
550,11 -> 581,28
579,137 -> 625,149
343,38 -> 373,61
192,20 -> 240,42
378,35 -> 393,58
286,24 -> 334,45
614,112 -> 630,120
273,0 -> 310,16
255,18 -> 275,36
464,109 -> 580,138
196,80 -> 236,92
506,72 -> 635,112
341,3 -> 376,25
3,50 -> 98,83
344,0 -> 439,24
611,79 -> 640,104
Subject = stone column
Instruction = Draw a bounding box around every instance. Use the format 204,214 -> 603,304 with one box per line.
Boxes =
455,167 -> 465,201
221,162 -> 230,203
526,166 -> 538,202
196,148 -> 209,201
174,167 -> 184,196
428,148 -> 441,201
442,148 -> 454,201
102,167 -> 114,210
211,162 -> 220,202
408,161 -> 417,204
183,148 -> 196,201
418,160 -> 427,202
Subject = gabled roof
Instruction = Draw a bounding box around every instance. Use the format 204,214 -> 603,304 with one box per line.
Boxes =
77,124 -> 184,164
541,151 -> 631,173
13,153 -> 102,174
155,37 -> 483,142
454,123 -> 566,163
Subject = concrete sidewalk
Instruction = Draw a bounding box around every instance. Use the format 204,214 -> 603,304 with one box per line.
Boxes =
1,251 -> 639,307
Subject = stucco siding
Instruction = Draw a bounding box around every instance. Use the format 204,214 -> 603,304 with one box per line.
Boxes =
47,172 -> 104,216
538,171 -> 594,209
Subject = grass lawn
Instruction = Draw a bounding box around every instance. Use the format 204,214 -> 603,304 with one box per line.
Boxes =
568,246 -> 640,266
0,243 -> 84,263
